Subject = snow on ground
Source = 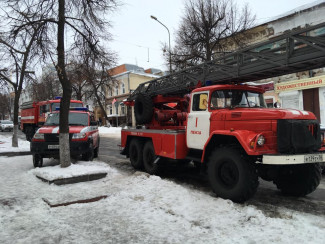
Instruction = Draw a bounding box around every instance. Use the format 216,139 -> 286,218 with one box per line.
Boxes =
0,134 -> 30,153
98,126 -> 122,134
0,156 -> 325,244
33,161 -> 110,181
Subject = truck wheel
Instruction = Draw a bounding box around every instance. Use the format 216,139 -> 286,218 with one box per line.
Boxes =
208,148 -> 259,203
26,126 -> 34,141
94,137 -> 100,158
94,146 -> 99,158
273,163 -> 321,196
134,94 -> 153,125
143,140 -> 159,175
129,139 -> 144,169
82,142 -> 94,161
33,154 -> 43,168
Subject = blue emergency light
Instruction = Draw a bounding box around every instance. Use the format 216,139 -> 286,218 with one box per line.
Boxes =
73,107 -> 88,111
54,96 -> 62,99
55,107 -> 88,111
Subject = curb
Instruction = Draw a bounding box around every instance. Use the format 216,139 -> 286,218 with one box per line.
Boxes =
0,151 -> 32,157
36,172 -> 108,185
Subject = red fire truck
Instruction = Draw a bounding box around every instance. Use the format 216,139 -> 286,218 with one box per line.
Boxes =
20,98 -> 83,141
120,23 -> 325,202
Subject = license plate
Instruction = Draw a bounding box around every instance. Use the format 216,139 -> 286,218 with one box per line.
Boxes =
304,154 -> 323,163
48,145 -> 59,149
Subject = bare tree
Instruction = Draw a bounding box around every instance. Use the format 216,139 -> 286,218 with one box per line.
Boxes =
29,68 -> 62,101
0,10 -> 44,146
66,43 -> 117,123
0,92 -> 11,120
169,0 -> 255,70
53,0 -> 118,167
1,0 -> 118,167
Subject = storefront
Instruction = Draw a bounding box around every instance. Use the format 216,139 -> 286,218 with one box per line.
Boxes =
275,75 -> 325,124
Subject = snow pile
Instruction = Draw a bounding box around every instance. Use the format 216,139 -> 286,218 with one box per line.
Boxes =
98,126 -> 122,134
0,134 -> 30,153
0,156 -> 324,243
32,161 -> 110,181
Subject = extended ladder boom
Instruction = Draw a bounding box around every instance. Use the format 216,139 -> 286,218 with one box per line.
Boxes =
129,22 -> 325,100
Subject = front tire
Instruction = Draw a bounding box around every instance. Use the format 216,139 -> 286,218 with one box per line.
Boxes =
273,163 -> 321,196
143,140 -> 159,175
129,139 -> 144,169
33,154 -> 43,168
25,126 -> 34,141
82,142 -> 94,161
94,146 -> 99,158
208,148 -> 259,203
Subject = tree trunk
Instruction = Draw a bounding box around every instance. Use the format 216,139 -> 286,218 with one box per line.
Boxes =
57,0 -> 71,168
11,90 -> 20,147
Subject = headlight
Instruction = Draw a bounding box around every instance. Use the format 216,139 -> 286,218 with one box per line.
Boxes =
33,133 -> 44,140
257,135 -> 265,146
72,133 -> 86,139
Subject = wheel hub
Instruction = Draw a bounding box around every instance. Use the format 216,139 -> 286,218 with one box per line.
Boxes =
218,161 -> 239,188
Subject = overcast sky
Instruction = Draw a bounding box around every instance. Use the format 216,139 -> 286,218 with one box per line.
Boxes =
108,0 -> 319,71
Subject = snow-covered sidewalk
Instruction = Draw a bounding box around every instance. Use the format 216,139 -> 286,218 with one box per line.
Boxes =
0,155 -> 325,243
0,134 -> 30,153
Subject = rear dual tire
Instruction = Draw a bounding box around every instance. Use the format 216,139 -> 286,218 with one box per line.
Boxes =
129,139 -> 159,174
82,142 -> 94,161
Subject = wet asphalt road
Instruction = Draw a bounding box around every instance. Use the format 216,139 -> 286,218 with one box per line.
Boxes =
98,131 -> 325,217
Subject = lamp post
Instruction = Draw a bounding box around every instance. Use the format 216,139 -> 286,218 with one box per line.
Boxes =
150,15 -> 172,73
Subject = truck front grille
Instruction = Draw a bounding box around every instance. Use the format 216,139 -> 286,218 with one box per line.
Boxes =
44,134 -> 72,142
277,119 -> 321,153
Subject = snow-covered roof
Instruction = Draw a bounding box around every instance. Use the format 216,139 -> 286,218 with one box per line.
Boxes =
112,70 -> 160,79
258,0 -> 325,25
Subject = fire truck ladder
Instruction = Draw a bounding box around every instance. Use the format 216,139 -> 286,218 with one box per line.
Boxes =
129,22 -> 325,100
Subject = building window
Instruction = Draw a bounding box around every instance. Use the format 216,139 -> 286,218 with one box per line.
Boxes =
109,89 -> 113,97
120,103 -> 125,115
108,105 -> 112,114
115,86 -> 119,96
115,101 -> 119,114
121,83 -> 125,94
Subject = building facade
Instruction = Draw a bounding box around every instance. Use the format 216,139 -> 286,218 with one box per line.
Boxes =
106,64 -> 160,126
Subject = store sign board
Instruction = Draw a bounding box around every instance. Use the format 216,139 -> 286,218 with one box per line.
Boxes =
275,75 -> 325,93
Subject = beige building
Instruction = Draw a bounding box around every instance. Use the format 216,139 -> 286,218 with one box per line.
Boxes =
106,64 -> 160,126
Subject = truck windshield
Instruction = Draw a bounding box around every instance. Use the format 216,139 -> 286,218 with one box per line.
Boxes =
44,112 -> 89,126
0,120 -> 13,124
51,102 -> 83,111
210,90 -> 266,109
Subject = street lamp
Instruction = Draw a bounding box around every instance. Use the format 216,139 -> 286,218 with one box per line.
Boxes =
150,15 -> 172,73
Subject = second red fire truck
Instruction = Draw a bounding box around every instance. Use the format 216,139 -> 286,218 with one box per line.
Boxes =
20,98 -> 83,141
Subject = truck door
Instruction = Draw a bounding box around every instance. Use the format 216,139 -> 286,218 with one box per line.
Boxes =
187,91 -> 211,150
